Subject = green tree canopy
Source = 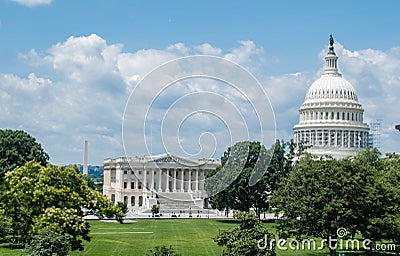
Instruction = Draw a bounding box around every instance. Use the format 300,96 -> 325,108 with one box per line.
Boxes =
213,211 -> 276,256
151,204 -> 160,217
205,140 -> 290,217
271,148 -> 400,256
0,162 -> 124,251
0,129 -> 49,183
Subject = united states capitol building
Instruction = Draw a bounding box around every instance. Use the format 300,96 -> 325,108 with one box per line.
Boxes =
103,154 -> 220,212
293,35 -> 369,158
103,36 -> 370,211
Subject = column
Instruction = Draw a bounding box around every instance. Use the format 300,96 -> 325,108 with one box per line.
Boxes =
181,170 -> 184,192
341,130 -> 344,148
166,169 -> 170,192
158,169 -> 162,192
335,130 -> 338,147
143,168 -> 147,192
151,169 -> 154,191
195,169 -> 199,192
188,170 -> 192,192
173,169 -> 177,192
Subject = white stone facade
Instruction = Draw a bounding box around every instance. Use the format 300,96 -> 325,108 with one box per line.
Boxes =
103,154 -> 220,211
293,37 -> 369,158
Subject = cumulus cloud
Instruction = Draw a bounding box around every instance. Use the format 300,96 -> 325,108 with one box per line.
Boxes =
10,0 -> 52,7
1,35 -> 271,164
2,35 -> 398,164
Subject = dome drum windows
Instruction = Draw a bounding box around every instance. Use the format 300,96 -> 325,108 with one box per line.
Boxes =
323,130 -> 329,145
330,130 -> 336,146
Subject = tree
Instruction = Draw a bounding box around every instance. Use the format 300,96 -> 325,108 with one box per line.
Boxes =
0,129 -> 49,183
213,211 -> 276,256
348,149 -> 400,255
0,161 -> 124,250
271,149 -> 400,256
206,140 -> 290,217
116,201 -> 129,222
271,155 -> 348,256
147,245 -> 180,256
25,229 -> 70,256
151,204 -> 160,217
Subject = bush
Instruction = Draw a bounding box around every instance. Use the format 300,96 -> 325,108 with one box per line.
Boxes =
147,245 -> 179,256
25,229 -> 70,256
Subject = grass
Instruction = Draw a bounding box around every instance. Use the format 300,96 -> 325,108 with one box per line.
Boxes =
73,219 -> 233,256
0,219 -> 395,255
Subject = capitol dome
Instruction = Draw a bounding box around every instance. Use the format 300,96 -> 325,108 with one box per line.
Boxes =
305,76 -> 358,101
293,35 -> 369,159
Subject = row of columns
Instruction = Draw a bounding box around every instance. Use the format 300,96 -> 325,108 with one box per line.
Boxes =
294,129 -> 368,148
125,168 -> 206,193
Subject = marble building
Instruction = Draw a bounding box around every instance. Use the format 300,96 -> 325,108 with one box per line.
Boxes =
103,154 -> 220,211
293,36 -> 370,158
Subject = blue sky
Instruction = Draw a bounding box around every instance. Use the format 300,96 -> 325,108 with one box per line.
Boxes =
1,0 -> 400,164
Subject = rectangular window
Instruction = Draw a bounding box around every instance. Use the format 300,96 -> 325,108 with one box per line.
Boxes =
123,182 -> 127,189
337,131 -> 342,147
123,196 -> 128,204
350,131 -> 355,147
330,130 -> 335,146
111,169 -> 116,183
131,181 -> 135,189
131,196 -> 135,206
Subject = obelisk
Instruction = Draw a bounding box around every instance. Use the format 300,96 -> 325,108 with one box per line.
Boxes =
83,140 -> 88,175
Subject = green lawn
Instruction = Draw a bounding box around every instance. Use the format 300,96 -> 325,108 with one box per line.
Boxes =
0,219 -> 393,256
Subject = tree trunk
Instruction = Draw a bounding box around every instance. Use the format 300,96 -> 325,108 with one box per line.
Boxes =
328,235 -> 336,256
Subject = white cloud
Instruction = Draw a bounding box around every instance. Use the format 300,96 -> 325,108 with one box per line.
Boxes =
2,35 -> 399,164
11,0 -> 52,7
194,43 -> 222,55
